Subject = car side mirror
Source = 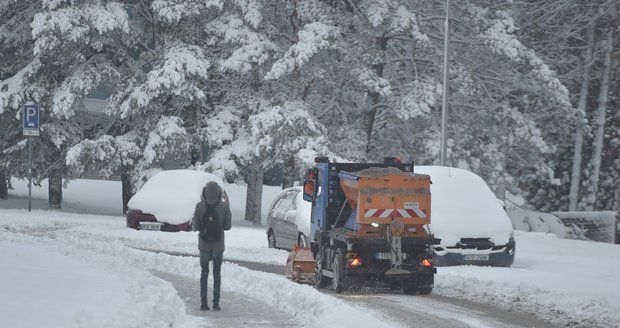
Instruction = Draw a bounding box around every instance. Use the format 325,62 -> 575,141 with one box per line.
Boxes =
303,180 -> 314,202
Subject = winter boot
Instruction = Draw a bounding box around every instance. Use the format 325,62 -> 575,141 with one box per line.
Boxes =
200,298 -> 209,311
212,303 -> 221,311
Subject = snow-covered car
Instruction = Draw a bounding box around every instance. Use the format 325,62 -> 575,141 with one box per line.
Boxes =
266,187 -> 311,250
415,166 -> 516,267
505,206 -> 567,238
126,170 -> 227,232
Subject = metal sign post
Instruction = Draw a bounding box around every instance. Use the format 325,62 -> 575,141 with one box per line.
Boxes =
22,104 -> 40,212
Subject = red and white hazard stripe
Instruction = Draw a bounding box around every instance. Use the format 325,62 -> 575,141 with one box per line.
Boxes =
395,208 -> 427,219
364,208 -> 393,218
364,208 -> 426,219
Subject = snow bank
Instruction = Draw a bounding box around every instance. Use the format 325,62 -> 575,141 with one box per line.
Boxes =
435,231 -> 620,327
415,166 -> 513,246
0,230 -> 198,328
0,210 -> 396,328
10,177 -> 122,215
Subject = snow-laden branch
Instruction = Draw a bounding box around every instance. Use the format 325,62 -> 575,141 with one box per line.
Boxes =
32,2 -> 130,55
265,22 -> 337,80
119,44 -> 210,118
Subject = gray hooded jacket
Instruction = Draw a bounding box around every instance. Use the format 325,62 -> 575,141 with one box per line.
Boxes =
191,181 -> 231,252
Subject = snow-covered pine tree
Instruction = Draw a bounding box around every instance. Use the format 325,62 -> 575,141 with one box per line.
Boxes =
195,0 -> 333,223
0,0 -> 130,208
304,1 -> 572,205
66,0 -> 218,211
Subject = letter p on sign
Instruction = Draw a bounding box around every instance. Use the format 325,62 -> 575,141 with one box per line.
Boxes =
22,104 -> 40,136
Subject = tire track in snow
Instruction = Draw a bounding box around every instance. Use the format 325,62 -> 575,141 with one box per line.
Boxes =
135,247 -> 561,328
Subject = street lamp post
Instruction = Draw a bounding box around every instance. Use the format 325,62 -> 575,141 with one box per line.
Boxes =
440,0 -> 450,166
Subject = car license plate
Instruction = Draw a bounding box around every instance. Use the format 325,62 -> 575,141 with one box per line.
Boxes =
464,254 -> 489,261
140,222 -> 162,231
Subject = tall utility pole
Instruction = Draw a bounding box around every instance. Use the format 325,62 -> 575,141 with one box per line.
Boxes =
440,0 -> 450,166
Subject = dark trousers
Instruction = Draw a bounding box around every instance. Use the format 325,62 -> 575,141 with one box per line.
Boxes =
200,250 -> 223,305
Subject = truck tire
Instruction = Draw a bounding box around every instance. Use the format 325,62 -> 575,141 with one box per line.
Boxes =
315,252 -> 330,289
332,249 -> 347,293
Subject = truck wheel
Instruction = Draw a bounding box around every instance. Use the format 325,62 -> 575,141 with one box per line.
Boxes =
315,252 -> 330,289
332,249 -> 347,293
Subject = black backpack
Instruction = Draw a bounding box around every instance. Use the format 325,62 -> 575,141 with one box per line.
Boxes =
199,204 -> 223,242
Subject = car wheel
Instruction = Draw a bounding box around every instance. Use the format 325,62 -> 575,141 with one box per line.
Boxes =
297,234 -> 308,248
267,230 -> 277,249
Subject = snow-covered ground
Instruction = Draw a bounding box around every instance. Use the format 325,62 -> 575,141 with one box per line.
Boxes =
0,209 -> 395,328
436,231 -> 620,327
3,178 -> 620,328
0,219 -> 200,328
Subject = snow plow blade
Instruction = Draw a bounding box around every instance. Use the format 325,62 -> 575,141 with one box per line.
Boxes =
285,246 -> 315,285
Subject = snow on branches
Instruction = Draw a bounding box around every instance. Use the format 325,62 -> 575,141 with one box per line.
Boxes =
52,57 -> 120,119
32,2 -> 129,55
265,22 -> 337,80
119,44 -> 210,118
153,0 -> 223,23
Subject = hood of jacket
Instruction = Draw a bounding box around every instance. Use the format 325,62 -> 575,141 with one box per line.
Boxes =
202,181 -> 221,206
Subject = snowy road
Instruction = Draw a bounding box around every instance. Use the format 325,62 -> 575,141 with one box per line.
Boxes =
137,247 -> 560,328
334,293 -> 559,328
1,207 -> 618,328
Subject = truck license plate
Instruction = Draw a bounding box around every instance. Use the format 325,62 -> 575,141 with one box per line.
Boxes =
374,253 -> 407,260
464,254 -> 489,261
375,252 -> 391,260
140,222 -> 162,231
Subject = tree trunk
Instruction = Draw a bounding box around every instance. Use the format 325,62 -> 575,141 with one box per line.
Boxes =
585,22 -> 615,210
121,171 -> 133,214
48,166 -> 63,209
188,105 -> 202,166
569,17 -> 597,211
245,164 -> 264,224
0,169 -> 7,200
281,156 -> 296,189
363,35 -> 388,158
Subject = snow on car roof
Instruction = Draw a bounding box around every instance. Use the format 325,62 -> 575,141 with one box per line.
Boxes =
414,166 -> 513,246
128,170 -> 224,225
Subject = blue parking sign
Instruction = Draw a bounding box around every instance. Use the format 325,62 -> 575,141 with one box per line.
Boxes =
22,104 -> 40,136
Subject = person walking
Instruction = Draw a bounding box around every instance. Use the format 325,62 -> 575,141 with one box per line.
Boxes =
192,181 -> 231,311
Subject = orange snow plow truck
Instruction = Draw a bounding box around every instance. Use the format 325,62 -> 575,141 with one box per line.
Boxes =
285,157 -> 440,294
